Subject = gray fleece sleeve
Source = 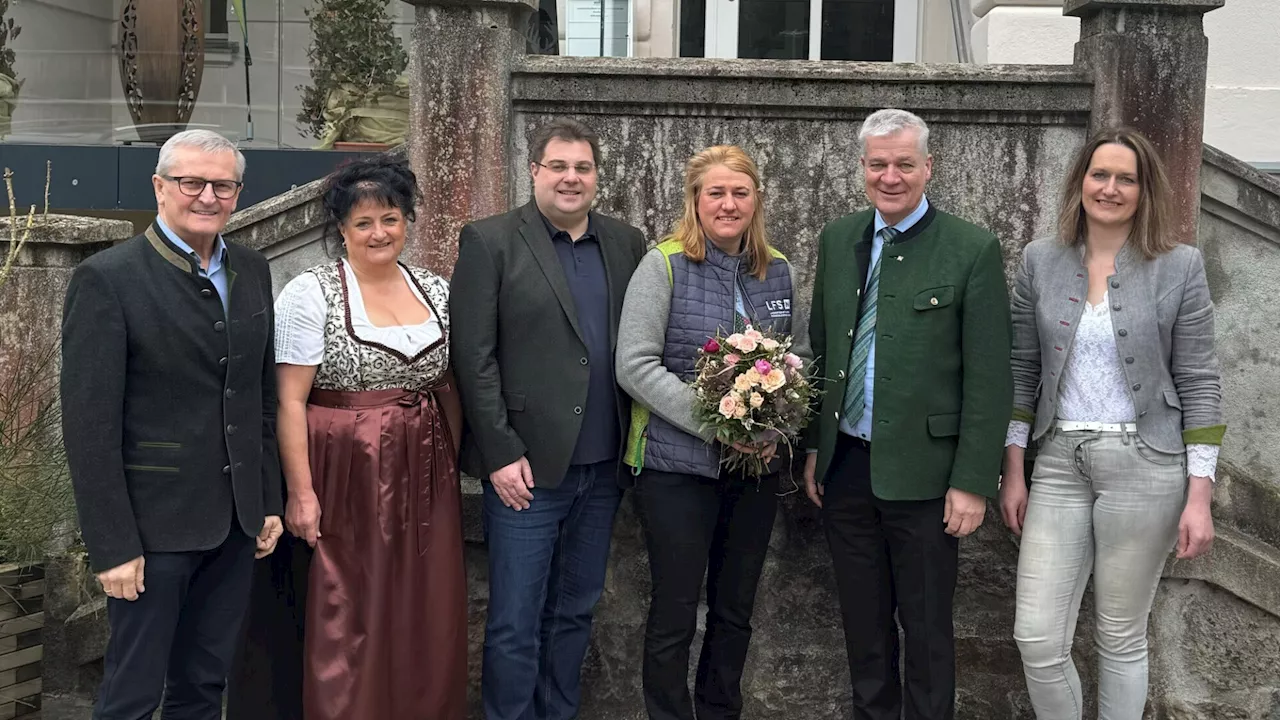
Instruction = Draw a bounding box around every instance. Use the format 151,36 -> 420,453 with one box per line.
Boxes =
616,249 -> 716,442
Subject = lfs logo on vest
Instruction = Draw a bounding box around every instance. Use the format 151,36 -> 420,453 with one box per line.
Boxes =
765,299 -> 791,319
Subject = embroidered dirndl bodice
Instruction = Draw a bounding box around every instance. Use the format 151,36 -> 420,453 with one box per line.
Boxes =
308,260 -> 450,392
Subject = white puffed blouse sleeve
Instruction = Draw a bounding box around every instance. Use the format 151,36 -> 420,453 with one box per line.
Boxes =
274,272 -> 327,366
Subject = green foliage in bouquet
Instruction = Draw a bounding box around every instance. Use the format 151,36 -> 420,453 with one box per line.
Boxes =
691,326 -> 820,476
297,0 -> 408,139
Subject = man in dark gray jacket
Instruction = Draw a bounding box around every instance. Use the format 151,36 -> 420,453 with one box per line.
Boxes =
450,118 -> 646,720
61,130 -> 283,720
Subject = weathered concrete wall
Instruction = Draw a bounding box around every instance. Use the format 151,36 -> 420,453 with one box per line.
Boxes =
0,215 -> 133,375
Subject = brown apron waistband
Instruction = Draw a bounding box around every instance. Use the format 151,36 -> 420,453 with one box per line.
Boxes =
308,384 -> 449,410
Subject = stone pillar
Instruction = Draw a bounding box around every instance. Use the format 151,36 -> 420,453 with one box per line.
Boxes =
0,216 -> 132,376
1067,0 -> 1225,245
401,0 -> 537,278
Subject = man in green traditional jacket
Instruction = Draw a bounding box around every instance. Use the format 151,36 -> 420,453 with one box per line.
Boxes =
802,108 -> 1012,720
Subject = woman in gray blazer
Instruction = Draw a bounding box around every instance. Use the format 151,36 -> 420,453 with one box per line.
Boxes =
998,127 -> 1224,719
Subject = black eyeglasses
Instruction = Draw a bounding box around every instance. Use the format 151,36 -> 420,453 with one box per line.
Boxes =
163,175 -> 243,199
534,161 -> 597,176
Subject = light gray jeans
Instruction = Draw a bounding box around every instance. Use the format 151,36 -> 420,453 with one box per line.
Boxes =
1013,429 -> 1186,720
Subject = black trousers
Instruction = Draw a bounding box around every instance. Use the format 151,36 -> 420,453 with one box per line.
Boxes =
636,467 -> 779,720
226,533 -> 312,720
821,434 -> 959,720
92,527 -> 256,720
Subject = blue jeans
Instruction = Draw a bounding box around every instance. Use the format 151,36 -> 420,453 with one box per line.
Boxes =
482,460 -> 623,720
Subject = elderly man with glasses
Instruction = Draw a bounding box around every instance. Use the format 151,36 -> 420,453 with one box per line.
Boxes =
61,129 -> 284,720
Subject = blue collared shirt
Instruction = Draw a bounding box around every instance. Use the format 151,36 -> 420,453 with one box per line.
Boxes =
841,195 -> 930,440
156,216 -> 229,315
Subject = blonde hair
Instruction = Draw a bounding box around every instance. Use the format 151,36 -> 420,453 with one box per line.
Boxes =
1057,127 -> 1178,259
666,145 -> 773,280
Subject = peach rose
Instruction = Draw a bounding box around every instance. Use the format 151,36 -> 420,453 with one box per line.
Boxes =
744,327 -> 764,342
719,393 -> 741,418
735,335 -> 759,352
726,333 -> 746,351
743,368 -> 763,386
749,392 -> 765,408
760,338 -> 779,351
761,368 -> 787,392
733,373 -> 754,392
733,404 -> 748,419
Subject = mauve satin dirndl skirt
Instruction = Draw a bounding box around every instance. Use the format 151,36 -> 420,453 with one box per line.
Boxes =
303,387 -> 466,720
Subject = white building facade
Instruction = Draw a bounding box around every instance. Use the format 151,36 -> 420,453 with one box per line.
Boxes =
565,0 -> 1280,166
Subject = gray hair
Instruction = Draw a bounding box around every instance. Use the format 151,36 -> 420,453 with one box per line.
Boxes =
858,109 -> 930,156
155,129 -> 247,180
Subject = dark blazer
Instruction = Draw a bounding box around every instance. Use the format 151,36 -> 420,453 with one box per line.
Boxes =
61,222 -> 283,573
450,200 -> 647,489
804,206 -> 1013,501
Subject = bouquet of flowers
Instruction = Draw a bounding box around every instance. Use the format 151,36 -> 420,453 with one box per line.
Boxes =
691,325 -> 819,477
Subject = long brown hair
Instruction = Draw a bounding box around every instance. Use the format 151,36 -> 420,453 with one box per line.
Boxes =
1057,127 -> 1177,259
666,145 -> 774,280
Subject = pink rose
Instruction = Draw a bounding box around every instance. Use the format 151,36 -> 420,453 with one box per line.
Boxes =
718,393 -> 740,419
754,359 -> 773,376
760,338 -> 779,351
703,338 -> 721,353
736,335 -> 758,353
724,353 -> 741,365
744,328 -> 764,342
784,353 -> 803,369
725,333 -> 746,351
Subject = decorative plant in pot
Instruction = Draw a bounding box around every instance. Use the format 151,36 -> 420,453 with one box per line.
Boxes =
298,0 -> 409,151
0,0 -> 23,139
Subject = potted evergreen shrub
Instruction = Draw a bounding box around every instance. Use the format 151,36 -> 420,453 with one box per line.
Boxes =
297,0 -> 409,150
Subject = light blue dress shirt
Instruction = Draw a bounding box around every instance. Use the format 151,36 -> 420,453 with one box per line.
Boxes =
156,216 -> 230,315
840,195 -> 930,440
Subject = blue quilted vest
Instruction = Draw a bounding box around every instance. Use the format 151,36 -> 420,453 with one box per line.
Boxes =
624,239 -> 795,479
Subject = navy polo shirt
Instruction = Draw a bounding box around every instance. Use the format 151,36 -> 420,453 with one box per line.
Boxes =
542,213 -> 621,466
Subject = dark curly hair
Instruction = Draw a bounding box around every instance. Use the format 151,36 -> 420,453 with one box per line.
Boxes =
321,154 -> 423,255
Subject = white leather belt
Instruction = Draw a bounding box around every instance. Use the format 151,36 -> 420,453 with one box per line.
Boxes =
1055,420 -> 1138,433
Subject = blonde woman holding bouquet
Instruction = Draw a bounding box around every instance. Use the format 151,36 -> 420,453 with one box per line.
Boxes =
617,145 -> 808,720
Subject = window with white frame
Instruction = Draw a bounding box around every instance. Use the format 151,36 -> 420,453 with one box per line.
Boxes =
682,0 -> 910,61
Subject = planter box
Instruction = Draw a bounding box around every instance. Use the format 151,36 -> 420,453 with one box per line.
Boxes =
0,564 -> 43,719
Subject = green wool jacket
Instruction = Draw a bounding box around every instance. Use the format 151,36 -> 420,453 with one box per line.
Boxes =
803,205 -> 1013,500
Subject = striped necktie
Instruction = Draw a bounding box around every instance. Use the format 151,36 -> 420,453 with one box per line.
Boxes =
842,226 -> 900,427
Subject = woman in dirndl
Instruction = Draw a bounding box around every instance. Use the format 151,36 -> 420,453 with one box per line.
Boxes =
230,155 -> 467,719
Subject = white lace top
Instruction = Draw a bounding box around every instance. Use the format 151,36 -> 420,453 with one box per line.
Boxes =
1007,293 -> 1218,478
276,261 -> 442,365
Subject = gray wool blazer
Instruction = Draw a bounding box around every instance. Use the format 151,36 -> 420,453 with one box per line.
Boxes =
1010,237 -> 1225,453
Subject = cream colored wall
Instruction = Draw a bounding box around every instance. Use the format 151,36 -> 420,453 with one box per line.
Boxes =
969,0 -> 1280,165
